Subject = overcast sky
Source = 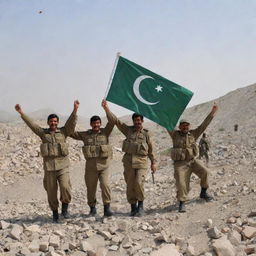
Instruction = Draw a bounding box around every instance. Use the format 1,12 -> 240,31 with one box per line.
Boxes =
1,0 -> 256,118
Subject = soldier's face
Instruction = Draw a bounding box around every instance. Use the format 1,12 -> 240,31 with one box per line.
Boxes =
48,118 -> 59,131
179,123 -> 190,134
91,120 -> 101,132
133,117 -> 143,130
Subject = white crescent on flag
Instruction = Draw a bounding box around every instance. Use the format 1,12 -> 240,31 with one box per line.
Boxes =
133,75 -> 159,105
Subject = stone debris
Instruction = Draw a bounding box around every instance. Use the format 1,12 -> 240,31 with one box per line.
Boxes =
1,88 -> 256,256
242,226 -> 256,239
212,236 -> 236,256
207,227 -> 222,239
80,240 -> 94,253
150,244 -> 180,256
9,224 -> 23,240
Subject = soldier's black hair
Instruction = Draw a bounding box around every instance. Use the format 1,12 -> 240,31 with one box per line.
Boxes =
90,115 -> 101,124
47,114 -> 59,122
132,113 -> 144,121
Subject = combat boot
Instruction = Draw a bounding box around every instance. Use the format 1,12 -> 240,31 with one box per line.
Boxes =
200,188 -> 213,202
89,206 -> 97,216
103,203 -> 113,217
130,203 -> 137,216
61,203 -> 70,219
136,201 -> 145,217
178,201 -> 186,213
52,210 -> 59,223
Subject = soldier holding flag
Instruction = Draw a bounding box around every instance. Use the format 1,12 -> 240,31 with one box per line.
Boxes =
102,100 -> 157,217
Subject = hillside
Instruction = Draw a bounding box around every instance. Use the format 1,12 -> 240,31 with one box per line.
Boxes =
0,83 -> 256,256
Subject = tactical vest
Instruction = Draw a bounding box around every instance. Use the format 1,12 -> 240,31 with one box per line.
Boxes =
170,132 -> 198,161
82,130 -> 112,159
122,129 -> 149,156
40,131 -> 69,158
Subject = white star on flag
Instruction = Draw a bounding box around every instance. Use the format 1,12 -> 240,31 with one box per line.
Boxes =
155,85 -> 163,92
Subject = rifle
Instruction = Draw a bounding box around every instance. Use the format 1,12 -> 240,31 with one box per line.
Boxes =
151,171 -> 155,184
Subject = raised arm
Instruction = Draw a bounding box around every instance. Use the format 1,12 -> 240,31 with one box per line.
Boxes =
192,103 -> 218,140
15,104 -> 44,137
101,99 -> 129,136
103,122 -> 115,137
167,129 -> 175,139
70,131 -> 83,141
64,100 -> 79,136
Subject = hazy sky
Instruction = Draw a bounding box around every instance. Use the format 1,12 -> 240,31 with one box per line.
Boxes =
1,0 -> 256,117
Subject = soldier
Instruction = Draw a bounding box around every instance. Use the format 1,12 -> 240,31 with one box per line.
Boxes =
70,106 -> 114,217
15,101 -> 79,222
199,133 -> 210,164
167,104 -> 218,213
102,100 -> 157,217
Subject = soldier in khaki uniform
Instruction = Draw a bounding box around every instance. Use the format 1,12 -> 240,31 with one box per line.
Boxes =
167,104 -> 218,212
102,100 -> 157,216
70,111 -> 114,217
15,101 -> 79,222
199,133 -> 210,164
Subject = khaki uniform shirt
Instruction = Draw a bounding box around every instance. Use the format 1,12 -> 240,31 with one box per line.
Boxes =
70,122 -> 114,170
199,137 -> 210,152
21,111 -> 77,171
168,113 -> 213,161
106,111 -> 156,169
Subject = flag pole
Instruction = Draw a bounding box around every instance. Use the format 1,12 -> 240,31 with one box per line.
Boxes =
104,52 -> 121,99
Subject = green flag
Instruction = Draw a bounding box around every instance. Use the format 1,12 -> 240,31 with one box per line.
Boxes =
106,56 -> 193,130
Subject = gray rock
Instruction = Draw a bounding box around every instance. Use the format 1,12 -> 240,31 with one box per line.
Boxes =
80,240 -> 94,253
9,224 -> 23,240
150,244 -> 180,256
109,245 -> 119,251
242,226 -> 256,239
0,220 -> 10,229
212,236 -> 236,256
49,235 -> 60,248
28,239 -> 40,252
39,241 -> 49,252
207,227 -> 222,239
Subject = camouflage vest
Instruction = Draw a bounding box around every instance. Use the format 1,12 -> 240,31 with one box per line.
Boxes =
82,129 -> 112,159
122,128 -> 149,156
170,131 -> 198,161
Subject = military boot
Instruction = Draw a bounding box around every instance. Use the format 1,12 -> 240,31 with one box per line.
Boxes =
61,203 -> 70,219
89,206 -> 97,216
178,201 -> 186,213
200,188 -> 213,202
130,203 -> 137,216
103,204 -> 113,217
136,201 -> 145,217
52,210 -> 59,223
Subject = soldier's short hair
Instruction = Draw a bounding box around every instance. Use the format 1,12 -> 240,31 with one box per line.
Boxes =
132,113 -> 144,121
47,114 -> 59,122
90,115 -> 101,124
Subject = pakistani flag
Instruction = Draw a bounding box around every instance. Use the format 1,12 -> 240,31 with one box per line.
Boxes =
106,56 -> 193,130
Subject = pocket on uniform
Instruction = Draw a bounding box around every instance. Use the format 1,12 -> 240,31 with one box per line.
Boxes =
82,146 -> 92,159
137,142 -> 148,156
100,145 -> 112,158
40,143 -> 49,157
59,143 -> 69,156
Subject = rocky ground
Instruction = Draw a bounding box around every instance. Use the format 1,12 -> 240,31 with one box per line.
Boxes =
1,84 -> 256,256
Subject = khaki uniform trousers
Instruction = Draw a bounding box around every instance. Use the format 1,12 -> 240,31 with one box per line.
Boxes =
123,162 -> 147,204
43,168 -> 71,211
85,162 -> 111,207
174,159 -> 209,202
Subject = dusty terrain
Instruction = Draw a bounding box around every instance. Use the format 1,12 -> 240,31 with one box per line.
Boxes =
0,83 -> 256,256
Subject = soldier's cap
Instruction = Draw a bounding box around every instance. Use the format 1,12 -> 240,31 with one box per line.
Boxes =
179,119 -> 190,125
